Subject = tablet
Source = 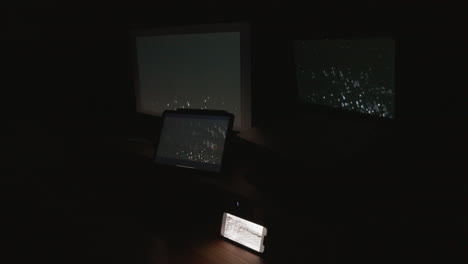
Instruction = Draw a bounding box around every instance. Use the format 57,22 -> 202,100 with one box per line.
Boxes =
154,109 -> 234,172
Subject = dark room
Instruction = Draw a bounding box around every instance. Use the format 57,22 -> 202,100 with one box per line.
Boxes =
3,1 -> 467,264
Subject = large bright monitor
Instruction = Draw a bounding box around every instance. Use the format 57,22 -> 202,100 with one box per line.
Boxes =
133,23 -> 251,130
294,38 -> 395,118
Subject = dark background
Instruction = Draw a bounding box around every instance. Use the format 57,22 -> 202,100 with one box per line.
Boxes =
3,1 -> 467,263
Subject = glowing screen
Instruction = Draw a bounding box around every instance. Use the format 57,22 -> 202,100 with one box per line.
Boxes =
135,32 -> 243,127
294,38 -> 395,118
155,113 -> 231,172
221,213 -> 267,253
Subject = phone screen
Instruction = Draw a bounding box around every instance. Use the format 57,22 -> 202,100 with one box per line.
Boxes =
221,213 -> 267,253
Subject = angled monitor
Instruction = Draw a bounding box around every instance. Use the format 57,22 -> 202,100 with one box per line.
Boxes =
294,37 -> 395,118
154,109 -> 234,172
133,23 -> 251,130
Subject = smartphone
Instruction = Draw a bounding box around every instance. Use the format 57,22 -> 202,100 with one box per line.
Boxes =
220,212 -> 267,253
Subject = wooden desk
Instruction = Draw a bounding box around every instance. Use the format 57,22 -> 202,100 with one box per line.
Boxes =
119,139 -> 269,264
152,237 -> 265,264
121,139 -> 267,204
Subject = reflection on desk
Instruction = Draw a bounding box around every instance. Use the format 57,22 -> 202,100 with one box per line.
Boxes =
156,237 -> 265,264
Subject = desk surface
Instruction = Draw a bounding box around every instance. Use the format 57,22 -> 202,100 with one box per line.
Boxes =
122,138 -> 268,204
154,236 -> 265,264
105,136 -> 465,264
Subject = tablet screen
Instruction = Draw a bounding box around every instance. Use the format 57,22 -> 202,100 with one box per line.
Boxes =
155,112 -> 232,172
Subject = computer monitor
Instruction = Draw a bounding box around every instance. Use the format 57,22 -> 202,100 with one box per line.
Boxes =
294,37 -> 395,118
154,109 -> 234,172
133,23 -> 251,130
